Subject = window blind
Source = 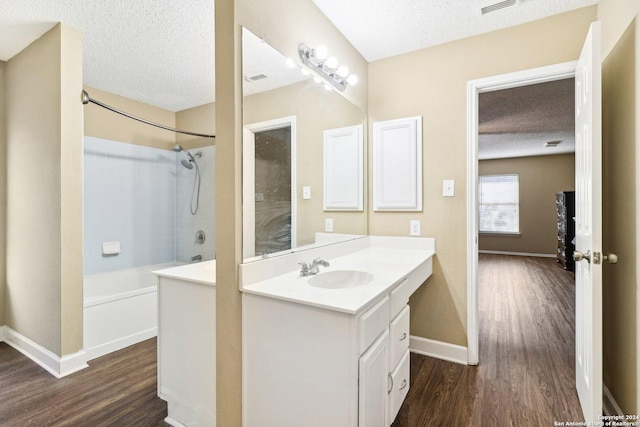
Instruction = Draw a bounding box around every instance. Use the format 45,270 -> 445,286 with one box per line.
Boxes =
479,174 -> 519,233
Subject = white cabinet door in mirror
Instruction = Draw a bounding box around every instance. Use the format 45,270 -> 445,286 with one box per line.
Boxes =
323,125 -> 364,211
373,116 -> 422,211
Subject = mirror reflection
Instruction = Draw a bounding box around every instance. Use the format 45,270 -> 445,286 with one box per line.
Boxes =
241,27 -> 368,262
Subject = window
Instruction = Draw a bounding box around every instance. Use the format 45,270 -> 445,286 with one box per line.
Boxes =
479,174 -> 519,234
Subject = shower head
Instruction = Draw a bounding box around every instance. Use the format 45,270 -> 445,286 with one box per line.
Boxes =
173,143 -> 196,161
181,159 -> 194,170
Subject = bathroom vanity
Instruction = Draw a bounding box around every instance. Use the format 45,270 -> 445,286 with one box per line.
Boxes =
153,260 -> 217,427
241,236 -> 434,427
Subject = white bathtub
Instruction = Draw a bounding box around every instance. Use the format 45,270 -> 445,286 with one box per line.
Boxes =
83,262 -> 182,361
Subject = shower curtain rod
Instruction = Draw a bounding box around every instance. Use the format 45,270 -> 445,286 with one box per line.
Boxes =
81,90 -> 216,139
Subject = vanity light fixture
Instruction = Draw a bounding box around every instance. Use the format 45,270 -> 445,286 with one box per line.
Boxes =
298,43 -> 358,92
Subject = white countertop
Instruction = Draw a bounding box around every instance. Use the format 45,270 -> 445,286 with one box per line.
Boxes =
153,259 -> 216,286
241,244 -> 434,315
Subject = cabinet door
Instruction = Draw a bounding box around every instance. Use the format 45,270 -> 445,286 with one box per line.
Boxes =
359,329 -> 390,427
372,116 -> 422,211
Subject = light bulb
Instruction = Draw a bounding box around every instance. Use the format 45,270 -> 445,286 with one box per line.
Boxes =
325,56 -> 338,69
315,45 -> 328,60
336,66 -> 349,77
346,74 -> 358,85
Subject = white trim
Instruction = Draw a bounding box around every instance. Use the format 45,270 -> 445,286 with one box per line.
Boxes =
409,335 -> 468,365
467,61 -> 577,366
164,416 -> 189,427
85,327 -> 157,362
603,384 -> 624,416
1,326 -> 88,378
244,116 -> 297,251
479,250 -> 556,258
0,325 -> 5,341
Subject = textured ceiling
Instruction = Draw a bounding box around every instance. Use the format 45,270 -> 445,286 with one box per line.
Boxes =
478,78 -> 575,160
0,0 -> 214,112
242,28 -> 310,97
311,0 -> 598,62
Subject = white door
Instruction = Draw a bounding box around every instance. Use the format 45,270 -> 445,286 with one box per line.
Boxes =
573,21 -> 603,423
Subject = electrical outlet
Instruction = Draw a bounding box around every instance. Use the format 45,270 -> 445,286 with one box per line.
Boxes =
325,218 -> 334,232
410,220 -> 421,236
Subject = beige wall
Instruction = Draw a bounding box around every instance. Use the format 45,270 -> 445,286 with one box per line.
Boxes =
368,7 -> 597,346
176,102 -> 216,150
244,81 -> 368,245
83,85 -> 176,150
0,60 -> 6,326
479,154 -> 575,255
215,0 -> 243,425
5,24 -> 83,356
599,0 -> 640,414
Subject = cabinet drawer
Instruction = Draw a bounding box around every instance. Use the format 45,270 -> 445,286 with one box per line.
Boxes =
389,349 -> 410,423
358,296 -> 390,354
389,305 -> 410,369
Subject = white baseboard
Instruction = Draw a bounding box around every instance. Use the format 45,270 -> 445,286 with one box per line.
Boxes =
85,327 -> 157,362
410,335 -> 468,365
479,250 -> 556,258
603,383 -> 624,416
1,326 -> 88,378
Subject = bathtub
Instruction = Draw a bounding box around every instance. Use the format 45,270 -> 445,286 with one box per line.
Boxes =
83,262 -> 182,361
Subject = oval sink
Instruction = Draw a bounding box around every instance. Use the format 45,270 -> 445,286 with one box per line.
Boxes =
308,270 -> 374,289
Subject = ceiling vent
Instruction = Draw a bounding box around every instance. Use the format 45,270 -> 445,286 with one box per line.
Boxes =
545,140 -> 563,148
480,0 -> 517,15
245,72 -> 269,82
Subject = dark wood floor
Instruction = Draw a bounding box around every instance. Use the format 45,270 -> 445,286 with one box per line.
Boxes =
1,254 -> 582,426
0,338 -> 168,426
392,254 -> 583,426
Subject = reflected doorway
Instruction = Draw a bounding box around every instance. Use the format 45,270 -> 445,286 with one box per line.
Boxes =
243,116 -> 297,259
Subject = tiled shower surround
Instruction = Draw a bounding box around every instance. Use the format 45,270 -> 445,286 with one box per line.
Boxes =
83,136 -> 215,275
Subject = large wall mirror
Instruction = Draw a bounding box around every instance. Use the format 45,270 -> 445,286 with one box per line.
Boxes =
242,27 -> 368,262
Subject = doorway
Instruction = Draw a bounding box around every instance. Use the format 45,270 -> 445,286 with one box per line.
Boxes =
254,127 -> 292,255
243,116 -> 297,259
467,61 -> 578,363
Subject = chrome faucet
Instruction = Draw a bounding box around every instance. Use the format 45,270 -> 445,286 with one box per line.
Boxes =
299,258 -> 330,276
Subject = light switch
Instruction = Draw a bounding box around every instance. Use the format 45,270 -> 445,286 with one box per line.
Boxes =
443,180 -> 455,197
303,186 -> 311,200
325,218 -> 334,232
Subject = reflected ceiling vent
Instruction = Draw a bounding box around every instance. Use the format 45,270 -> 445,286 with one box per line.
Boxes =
480,0 -> 517,15
245,72 -> 269,82
545,140 -> 563,148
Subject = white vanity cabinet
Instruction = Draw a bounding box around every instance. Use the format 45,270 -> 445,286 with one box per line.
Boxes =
242,250 -> 432,427
153,261 -> 217,427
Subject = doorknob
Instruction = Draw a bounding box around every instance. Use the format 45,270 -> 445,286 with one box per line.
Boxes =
603,253 -> 618,264
573,250 -> 591,263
